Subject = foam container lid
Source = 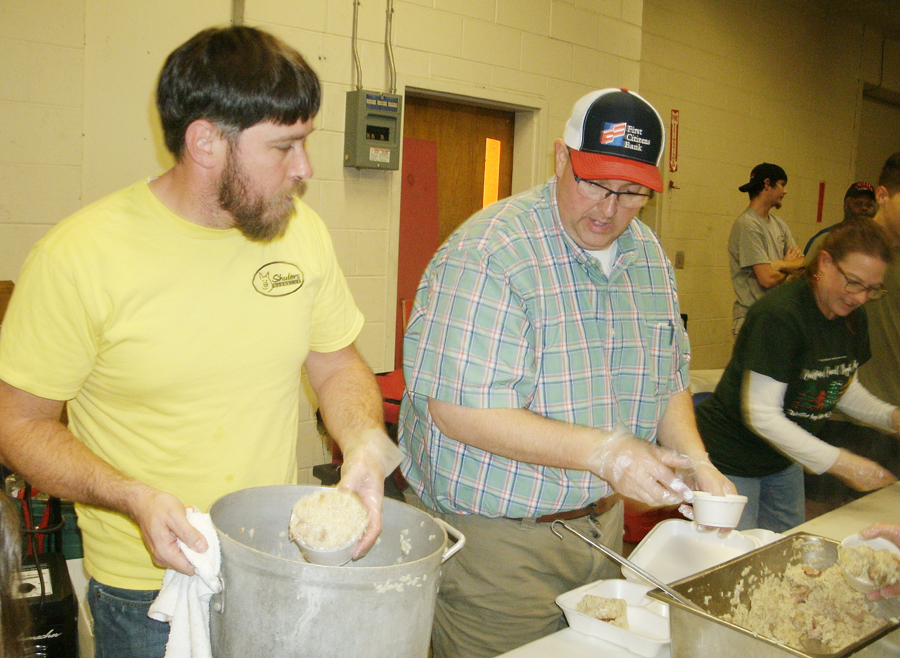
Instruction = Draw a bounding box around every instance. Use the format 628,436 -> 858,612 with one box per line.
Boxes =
623,519 -> 782,585
556,579 -> 670,657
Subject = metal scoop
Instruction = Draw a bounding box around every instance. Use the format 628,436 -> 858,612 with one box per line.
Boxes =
551,519 -> 706,614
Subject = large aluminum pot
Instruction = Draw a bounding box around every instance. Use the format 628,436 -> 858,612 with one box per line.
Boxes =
208,485 -> 463,658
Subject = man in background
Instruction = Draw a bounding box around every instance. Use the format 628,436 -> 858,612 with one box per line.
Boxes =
0,26 -> 399,657
803,181 -> 877,256
729,162 -> 804,337
399,88 -> 733,658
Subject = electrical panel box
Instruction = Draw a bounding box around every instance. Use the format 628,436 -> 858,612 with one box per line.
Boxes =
344,90 -> 402,170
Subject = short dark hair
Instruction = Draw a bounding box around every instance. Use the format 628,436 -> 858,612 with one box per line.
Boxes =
807,217 -> 893,282
878,152 -> 900,194
157,26 -> 321,158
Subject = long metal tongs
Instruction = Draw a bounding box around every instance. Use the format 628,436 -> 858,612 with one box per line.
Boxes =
551,519 -> 706,613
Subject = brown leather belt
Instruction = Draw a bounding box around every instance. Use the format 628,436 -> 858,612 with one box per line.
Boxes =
508,494 -> 621,523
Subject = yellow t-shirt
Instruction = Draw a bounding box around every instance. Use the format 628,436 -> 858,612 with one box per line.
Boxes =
0,180 -> 363,589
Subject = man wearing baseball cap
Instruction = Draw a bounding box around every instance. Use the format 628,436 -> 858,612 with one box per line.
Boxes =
398,89 -> 734,657
803,181 -> 878,256
729,162 -> 804,337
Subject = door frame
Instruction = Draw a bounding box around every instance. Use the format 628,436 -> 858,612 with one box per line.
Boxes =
383,83 -> 546,368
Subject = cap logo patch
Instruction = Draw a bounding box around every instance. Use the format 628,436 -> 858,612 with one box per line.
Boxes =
601,122 -> 627,145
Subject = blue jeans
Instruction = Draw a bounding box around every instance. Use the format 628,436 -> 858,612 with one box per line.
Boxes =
729,463 -> 805,533
88,579 -> 169,658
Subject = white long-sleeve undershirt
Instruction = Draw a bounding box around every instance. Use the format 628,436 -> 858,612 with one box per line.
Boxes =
743,371 -> 897,475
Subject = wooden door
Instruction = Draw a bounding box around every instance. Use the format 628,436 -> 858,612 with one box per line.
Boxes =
395,96 -> 516,368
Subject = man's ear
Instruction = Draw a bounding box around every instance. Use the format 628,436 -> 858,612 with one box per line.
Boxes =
553,139 -> 568,179
183,119 -> 226,170
876,185 -> 891,206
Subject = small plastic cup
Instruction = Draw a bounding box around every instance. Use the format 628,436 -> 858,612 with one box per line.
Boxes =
288,488 -> 369,566
839,534 -> 900,593
292,531 -> 363,566
690,491 -> 748,529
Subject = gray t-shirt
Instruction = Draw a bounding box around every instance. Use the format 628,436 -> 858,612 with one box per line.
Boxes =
728,207 -> 795,322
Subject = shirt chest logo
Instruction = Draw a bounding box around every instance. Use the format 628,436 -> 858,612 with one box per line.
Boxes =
253,262 -> 305,296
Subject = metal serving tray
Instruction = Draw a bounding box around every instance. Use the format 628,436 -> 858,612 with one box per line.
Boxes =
647,533 -> 900,658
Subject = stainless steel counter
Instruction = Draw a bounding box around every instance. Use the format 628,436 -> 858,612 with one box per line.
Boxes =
499,482 -> 900,657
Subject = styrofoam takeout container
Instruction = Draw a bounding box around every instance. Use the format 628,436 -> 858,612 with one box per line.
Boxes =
690,491 -> 748,528
557,579 -> 670,657
839,533 -> 900,593
623,519 -> 770,585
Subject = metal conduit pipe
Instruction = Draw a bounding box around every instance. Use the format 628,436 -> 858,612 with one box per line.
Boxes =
385,0 -> 397,94
351,0 -> 363,90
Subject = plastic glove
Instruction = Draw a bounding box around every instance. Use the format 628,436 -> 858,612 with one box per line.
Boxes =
337,428 -> 403,558
586,424 -> 694,507
828,450 -> 896,492
675,454 -> 738,525
859,523 -> 900,600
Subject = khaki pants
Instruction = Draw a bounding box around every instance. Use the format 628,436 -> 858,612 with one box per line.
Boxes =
409,495 -> 624,658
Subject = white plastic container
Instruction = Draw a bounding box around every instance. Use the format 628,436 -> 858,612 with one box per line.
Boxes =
839,533 -> 900,592
623,519 -> 764,584
690,491 -> 748,528
556,579 -> 670,657
292,531 -> 362,566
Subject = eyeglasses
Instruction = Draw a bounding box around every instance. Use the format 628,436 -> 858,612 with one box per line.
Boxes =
571,174 -> 652,209
833,260 -> 887,299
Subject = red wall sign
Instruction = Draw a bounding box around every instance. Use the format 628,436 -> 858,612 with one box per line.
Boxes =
817,181 -> 826,223
669,109 -> 679,173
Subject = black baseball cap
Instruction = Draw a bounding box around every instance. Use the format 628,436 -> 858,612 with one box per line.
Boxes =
563,88 -> 665,192
844,181 -> 875,200
738,162 -> 787,192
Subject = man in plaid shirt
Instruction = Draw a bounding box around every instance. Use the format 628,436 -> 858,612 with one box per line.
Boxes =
399,89 -> 735,658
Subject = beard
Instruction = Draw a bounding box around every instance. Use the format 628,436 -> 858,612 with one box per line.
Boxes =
217,149 -> 305,242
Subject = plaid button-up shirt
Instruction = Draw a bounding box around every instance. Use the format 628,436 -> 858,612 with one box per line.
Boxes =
399,179 -> 690,517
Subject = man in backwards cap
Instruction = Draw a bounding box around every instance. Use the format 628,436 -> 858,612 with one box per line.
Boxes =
729,162 -> 804,337
398,89 -> 734,657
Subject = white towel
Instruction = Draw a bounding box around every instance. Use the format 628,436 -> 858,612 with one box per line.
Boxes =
148,510 -> 222,658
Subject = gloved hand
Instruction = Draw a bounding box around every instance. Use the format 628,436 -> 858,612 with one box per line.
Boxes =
675,454 -> 738,526
829,450 -> 896,492
677,455 -> 736,494
337,428 -> 403,558
859,523 -> 900,600
586,424 -> 694,507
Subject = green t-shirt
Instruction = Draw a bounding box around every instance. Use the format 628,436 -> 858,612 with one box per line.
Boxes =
697,277 -> 871,477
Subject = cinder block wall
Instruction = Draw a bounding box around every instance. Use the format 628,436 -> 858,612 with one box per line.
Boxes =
639,0 -> 899,368
0,0 -> 86,280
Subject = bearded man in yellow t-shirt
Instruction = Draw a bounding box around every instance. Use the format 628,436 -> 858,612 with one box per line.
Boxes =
0,26 -> 399,658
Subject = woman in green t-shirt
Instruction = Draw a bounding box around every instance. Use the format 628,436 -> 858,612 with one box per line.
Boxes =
697,219 -> 900,533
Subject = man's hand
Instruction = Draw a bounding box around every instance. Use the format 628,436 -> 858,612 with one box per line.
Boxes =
678,457 -> 737,496
783,243 -> 803,262
127,485 -> 207,575
586,425 -> 694,506
675,457 -> 739,529
337,428 -> 403,558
